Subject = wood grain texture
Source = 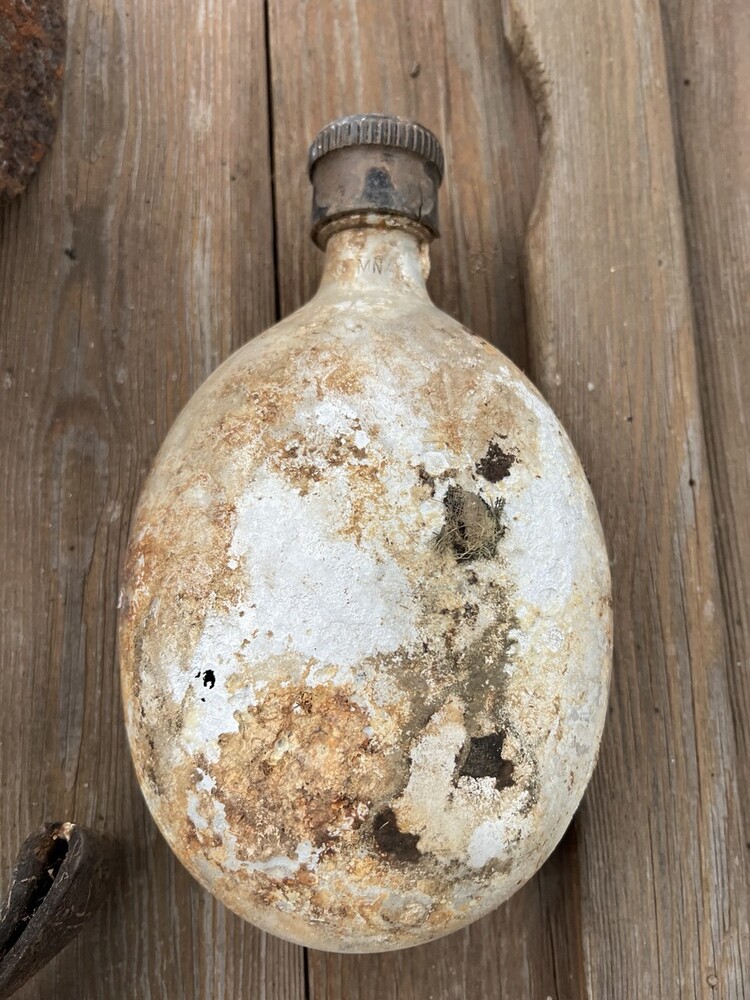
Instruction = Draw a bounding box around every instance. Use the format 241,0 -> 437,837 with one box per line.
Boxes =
0,0 -> 305,997
502,0 -> 750,995
0,0 -> 747,996
659,8 -> 750,990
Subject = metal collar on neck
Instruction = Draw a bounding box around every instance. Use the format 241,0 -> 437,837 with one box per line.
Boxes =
308,114 -> 444,249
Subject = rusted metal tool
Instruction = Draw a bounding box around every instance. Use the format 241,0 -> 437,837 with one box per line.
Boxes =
0,0 -> 66,200
0,823 -> 116,999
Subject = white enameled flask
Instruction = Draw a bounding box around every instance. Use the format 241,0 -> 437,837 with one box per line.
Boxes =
119,114 -> 611,953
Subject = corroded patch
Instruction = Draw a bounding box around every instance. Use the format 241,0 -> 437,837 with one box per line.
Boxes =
456,732 -> 516,789
476,439 -> 516,482
210,684 -> 384,858
373,807 -> 421,862
0,0 -> 66,200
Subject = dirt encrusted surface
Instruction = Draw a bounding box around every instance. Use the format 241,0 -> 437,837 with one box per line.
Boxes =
119,264 -> 611,950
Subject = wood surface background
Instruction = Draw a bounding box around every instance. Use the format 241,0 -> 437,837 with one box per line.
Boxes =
0,0 -> 747,996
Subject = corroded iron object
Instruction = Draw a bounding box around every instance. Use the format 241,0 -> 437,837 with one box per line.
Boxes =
308,114 -> 444,178
0,0 -> 66,200
310,114 -> 442,245
120,115 -> 612,953
0,823 -> 116,998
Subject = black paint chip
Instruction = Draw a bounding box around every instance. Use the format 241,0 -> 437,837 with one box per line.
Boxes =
456,732 -> 515,790
372,807 -> 421,862
476,441 -> 515,482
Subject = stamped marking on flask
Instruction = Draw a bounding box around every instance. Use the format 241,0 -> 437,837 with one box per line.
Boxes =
357,256 -> 387,274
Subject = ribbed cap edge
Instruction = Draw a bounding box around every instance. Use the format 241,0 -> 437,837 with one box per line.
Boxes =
308,114 -> 444,180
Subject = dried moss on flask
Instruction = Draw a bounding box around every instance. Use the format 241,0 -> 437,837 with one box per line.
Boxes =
433,485 -> 506,561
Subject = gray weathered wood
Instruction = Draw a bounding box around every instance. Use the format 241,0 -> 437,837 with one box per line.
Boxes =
0,0 -> 747,994
659,9 -> 750,988
0,0 -> 304,997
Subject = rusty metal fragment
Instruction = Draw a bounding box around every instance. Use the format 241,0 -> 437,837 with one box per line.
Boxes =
0,823 -> 116,999
0,0 -> 66,200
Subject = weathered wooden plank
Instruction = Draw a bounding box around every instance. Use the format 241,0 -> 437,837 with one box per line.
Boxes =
0,0 -> 305,996
502,0 -> 749,995
267,2 -> 590,998
659,4 -> 750,987
1,0 -> 746,994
